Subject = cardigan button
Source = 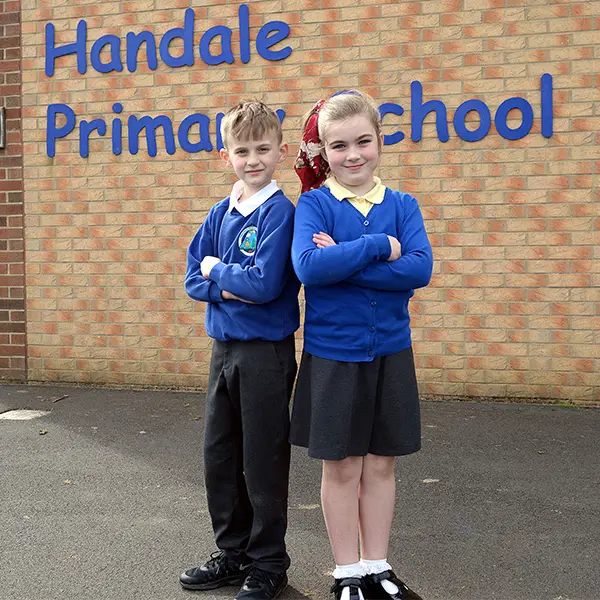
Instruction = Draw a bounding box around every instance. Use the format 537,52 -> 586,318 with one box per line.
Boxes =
369,326 -> 375,332
370,301 -> 377,307
364,220 -> 369,226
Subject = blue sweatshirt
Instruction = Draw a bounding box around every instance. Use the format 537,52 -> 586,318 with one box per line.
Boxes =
292,186 -> 433,361
186,190 -> 300,342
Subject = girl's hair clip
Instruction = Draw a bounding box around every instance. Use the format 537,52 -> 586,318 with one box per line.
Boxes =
331,89 -> 360,97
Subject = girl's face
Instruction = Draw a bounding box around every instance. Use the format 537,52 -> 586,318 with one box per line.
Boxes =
322,113 -> 381,197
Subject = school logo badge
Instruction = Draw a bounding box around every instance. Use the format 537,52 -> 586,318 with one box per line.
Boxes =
238,225 -> 258,256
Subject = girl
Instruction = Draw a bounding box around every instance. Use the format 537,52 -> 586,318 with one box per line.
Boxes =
290,90 -> 433,600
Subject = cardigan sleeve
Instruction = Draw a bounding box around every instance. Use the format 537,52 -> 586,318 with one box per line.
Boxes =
292,192 -> 391,287
345,194 -> 433,291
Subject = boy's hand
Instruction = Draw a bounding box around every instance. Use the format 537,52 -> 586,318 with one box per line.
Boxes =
387,236 -> 401,261
221,290 -> 256,304
313,232 -> 336,248
200,256 -> 221,279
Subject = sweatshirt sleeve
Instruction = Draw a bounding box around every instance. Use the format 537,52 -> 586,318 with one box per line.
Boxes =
292,192 -> 391,287
208,199 -> 295,304
185,208 -> 225,304
346,194 -> 433,291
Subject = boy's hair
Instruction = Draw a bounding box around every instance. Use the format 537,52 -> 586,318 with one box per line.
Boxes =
310,90 -> 382,144
220,101 -> 283,148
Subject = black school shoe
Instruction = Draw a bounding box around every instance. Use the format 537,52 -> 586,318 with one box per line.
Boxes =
235,567 -> 288,599
363,570 -> 423,600
179,550 -> 248,590
330,577 -> 366,600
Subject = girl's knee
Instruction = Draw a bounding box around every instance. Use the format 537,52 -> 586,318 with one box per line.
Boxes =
322,456 -> 363,486
362,454 -> 395,481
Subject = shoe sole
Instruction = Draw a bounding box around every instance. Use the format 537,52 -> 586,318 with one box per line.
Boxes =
235,582 -> 288,599
180,574 -> 246,591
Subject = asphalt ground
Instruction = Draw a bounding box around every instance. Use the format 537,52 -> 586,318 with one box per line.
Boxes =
1,384 -> 598,600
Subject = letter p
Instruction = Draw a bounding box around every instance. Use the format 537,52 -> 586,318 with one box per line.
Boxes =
47,104 -> 76,158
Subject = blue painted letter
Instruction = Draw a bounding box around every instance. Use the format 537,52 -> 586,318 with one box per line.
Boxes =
112,103 -> 123,155
45,20 -> 87,76
159,8 -> 194,68
216,112 -> 225,150
128,115 -> 176,157
80,119 -> 107,158
379,102 -> 405,145
90,35 -> 123,74
199,26 -> 235,65
411,81 -> 449,142
126,31 -> 158,72
47,104 -> 76,157
495,98 -> 533,141
178,114 -> 213,153
239,4 -> 251,64
453,99 -> 491,142
256,21 -> 292,61
541,73 -> 553,138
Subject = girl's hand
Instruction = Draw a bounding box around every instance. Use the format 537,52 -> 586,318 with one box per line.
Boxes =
313,232 -> 336,248
387,236 -> 401,261
221,290 -> 256,304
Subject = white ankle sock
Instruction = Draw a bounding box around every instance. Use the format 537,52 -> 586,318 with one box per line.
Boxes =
361,559 -> 398,595
332,561 -> 364,579
360,558 -> 392,575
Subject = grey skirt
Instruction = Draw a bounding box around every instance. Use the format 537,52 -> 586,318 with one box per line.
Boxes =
290,347 -> 421,460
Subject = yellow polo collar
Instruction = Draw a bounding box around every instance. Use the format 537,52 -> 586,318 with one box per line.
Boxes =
324,176 -> 386,204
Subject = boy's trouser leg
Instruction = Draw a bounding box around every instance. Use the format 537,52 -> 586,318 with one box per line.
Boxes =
204,340 -> 252,559
232,336 -> 297,573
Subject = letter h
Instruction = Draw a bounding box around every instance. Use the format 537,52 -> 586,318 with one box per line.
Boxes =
45,20 -> 87,77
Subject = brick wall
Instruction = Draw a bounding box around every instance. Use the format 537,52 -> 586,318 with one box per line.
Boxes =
19,0 -> 599,402
0,0 -> 26,382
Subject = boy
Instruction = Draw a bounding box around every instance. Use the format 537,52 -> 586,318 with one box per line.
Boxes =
180,101 -> 300,600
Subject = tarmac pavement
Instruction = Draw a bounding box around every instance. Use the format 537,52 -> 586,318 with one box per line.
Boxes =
1,383 -> 598,600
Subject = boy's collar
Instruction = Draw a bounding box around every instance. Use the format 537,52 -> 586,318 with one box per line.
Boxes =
228,180 -> 280,217
325,176 -> 385,204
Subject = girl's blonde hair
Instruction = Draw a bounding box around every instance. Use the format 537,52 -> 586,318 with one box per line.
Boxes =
314,90 -> 382,143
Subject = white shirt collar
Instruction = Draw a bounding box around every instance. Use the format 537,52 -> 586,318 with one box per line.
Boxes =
228,180 -> 280,217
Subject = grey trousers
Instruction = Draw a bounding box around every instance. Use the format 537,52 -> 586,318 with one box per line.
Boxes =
204,335 -> 297,573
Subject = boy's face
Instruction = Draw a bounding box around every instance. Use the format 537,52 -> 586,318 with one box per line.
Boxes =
220,131 -> 288,198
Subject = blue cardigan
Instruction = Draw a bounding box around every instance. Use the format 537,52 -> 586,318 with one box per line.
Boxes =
292,186 -> 433,361
186,190 -> 300,342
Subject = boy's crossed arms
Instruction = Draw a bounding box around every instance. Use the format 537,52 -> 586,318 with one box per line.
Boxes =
186,202 -> 295,305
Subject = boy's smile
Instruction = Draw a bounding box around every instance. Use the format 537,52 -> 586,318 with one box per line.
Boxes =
220,133 -> 288,200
